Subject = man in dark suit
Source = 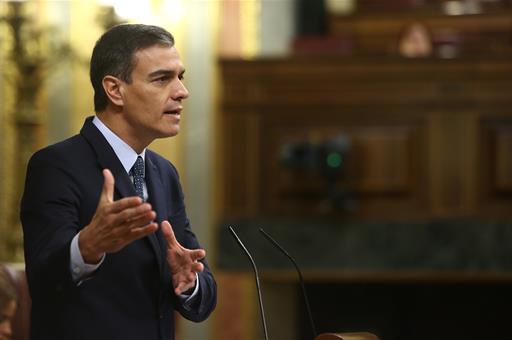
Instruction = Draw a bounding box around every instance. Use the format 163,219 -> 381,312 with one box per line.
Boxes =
20,24 -> 216,340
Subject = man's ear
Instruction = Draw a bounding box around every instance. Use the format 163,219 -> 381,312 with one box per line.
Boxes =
102,75 -> 124,107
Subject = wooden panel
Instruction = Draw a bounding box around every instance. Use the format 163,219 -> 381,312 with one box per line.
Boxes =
262,119 -> 425,217
428,111 -> 479,216
222,112 -> 261,217
495,128 -> 512,191
348,127 -> 412,192
222,58 -> 512,108
477,117 -> 512,217
219,57 -> 512,219
481,119 -> 512,193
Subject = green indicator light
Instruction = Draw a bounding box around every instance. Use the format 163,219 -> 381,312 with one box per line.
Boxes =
327,152 -> 342,168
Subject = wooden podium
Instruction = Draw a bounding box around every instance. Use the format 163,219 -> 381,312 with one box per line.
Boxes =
315,332 -> 379,340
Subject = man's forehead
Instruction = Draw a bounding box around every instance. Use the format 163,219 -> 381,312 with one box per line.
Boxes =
135,45 -> 180,60
133,45 -> 184,72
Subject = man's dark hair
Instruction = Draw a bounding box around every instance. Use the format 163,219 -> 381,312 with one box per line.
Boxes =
90,24 -> 175,112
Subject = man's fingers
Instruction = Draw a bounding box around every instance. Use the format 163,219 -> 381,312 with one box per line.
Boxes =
174,278 -> 195,296
127,223 -> 158,241
175,283 -> 186,295
123,210 -> 157,230
101,223 -> 158,254
190,249 -> 206,262
101,169 -> 115,203
192,261 -> 204,273
107,196 -> 143,214
111,202 -> 154,225
161,220 -> 178,246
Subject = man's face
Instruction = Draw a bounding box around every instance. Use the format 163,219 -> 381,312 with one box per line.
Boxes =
0,299 -> 16,340
119,45 -> 189,147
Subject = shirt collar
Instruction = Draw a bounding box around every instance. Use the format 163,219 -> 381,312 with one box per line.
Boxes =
92,116 -> 146,174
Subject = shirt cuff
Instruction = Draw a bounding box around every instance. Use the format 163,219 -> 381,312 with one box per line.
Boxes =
179,273 -> 200,310
70,232 -> 105,283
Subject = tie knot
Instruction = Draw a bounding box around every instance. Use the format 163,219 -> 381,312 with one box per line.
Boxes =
131,156 -> 145,178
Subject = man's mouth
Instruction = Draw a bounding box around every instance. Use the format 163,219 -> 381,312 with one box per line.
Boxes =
164,107 -> 182,115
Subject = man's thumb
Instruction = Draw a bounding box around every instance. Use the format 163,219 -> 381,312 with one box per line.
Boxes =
101,169 -> 115,203
161,221 -> 178,246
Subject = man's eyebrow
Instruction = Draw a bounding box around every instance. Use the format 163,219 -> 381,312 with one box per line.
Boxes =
148,68 -> 186,78
148,69 -> 173,78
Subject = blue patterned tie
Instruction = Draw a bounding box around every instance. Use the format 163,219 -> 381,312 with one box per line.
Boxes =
131,156 -> 145,201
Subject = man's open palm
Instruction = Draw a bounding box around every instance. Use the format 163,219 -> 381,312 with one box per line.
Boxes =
161,220 -> 205,295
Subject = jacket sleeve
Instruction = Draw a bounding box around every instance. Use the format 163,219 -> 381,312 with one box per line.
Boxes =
20,151 -> 83,301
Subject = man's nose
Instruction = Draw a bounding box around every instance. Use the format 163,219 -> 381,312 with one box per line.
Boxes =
173,81 -> 189,101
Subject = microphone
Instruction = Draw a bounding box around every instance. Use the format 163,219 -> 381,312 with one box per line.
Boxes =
259,228 -> 380,340
228,226 -> 269,340
259,227 -> 317,339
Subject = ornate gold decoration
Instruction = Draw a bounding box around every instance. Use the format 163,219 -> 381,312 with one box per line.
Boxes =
0,1 -> 74,261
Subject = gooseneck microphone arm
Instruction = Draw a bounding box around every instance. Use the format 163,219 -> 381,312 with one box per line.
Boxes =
259,228 -> 318,338
228,226 -> 270,340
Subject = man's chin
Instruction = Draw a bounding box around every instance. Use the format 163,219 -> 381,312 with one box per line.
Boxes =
158,128 -> 179,138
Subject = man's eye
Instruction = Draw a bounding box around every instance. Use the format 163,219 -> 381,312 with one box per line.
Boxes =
154,76 -> 170,83
179,75 -> 185,81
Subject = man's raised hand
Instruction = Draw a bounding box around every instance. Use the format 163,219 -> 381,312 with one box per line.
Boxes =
161,220 -> 205,295
79,169 -> 158,263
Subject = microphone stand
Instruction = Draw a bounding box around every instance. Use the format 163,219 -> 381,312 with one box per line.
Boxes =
229,226 -> 270,340
259,228 -> 317,339
259,228 -> 380,340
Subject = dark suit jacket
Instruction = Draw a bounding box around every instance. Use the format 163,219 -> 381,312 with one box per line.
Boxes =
21,117 -> 216,340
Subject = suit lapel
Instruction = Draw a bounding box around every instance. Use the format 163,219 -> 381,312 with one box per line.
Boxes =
80,117 -> 164,272
80,117 -> 136,199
